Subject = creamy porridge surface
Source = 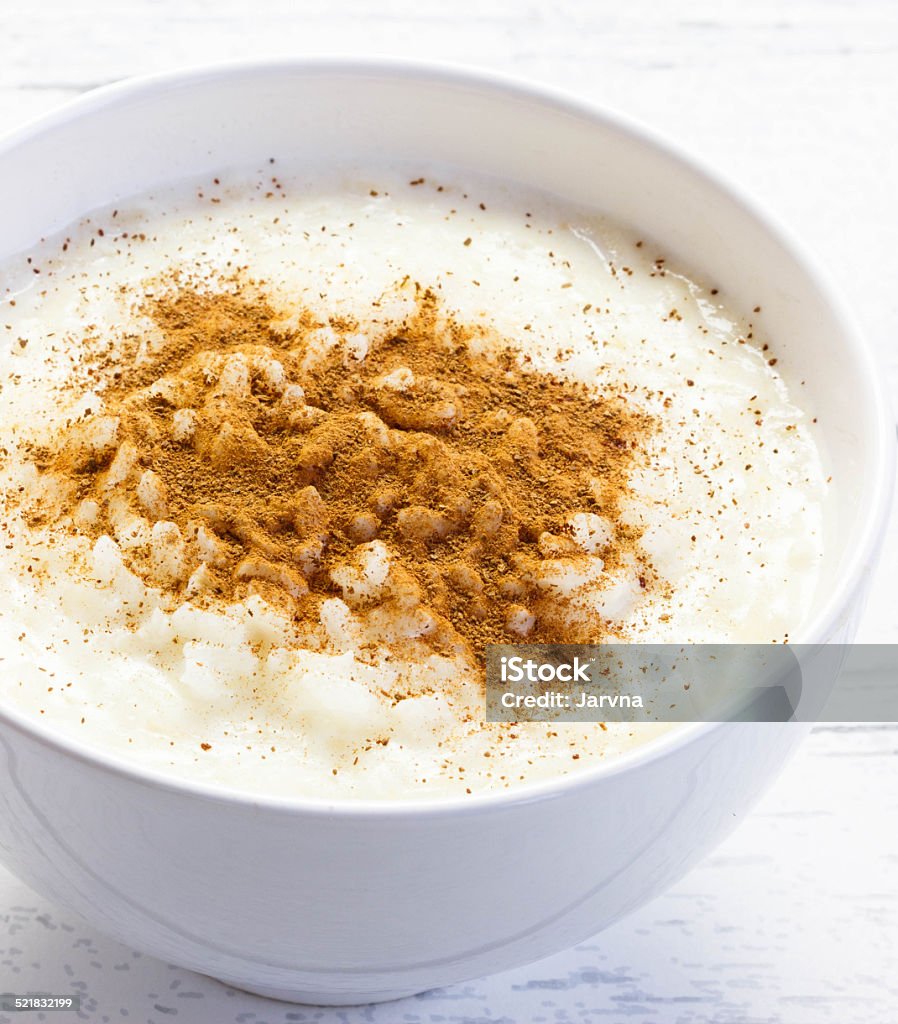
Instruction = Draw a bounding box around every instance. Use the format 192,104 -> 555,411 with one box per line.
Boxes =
0,166 -> 826,799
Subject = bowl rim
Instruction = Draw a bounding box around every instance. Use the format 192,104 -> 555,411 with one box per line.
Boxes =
0,55 -> 893,819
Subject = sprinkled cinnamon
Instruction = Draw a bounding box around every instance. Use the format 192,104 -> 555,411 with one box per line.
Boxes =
22,281 -> 657,661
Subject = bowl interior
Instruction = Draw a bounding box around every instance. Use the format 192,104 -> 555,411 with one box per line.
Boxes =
0,60 -> 890,645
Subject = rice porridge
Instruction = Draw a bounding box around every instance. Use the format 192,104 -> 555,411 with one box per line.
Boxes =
0,166 -> 826,799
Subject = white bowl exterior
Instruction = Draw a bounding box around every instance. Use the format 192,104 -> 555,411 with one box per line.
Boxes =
0,711 -> 812,1004
0,62 -> 892,1003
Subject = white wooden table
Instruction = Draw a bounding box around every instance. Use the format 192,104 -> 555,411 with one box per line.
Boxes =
1,2 -> 896,1021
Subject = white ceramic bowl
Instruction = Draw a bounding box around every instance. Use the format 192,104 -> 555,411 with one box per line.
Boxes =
0,59 -> 893,1005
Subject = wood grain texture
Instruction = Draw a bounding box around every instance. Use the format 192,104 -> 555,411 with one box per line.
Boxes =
0,0 -> 896,1020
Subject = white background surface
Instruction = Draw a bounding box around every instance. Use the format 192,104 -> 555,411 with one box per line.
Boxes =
1,1 -> 896,1022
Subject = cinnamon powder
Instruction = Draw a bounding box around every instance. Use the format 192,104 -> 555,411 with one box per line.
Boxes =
25,282 -> 656,659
